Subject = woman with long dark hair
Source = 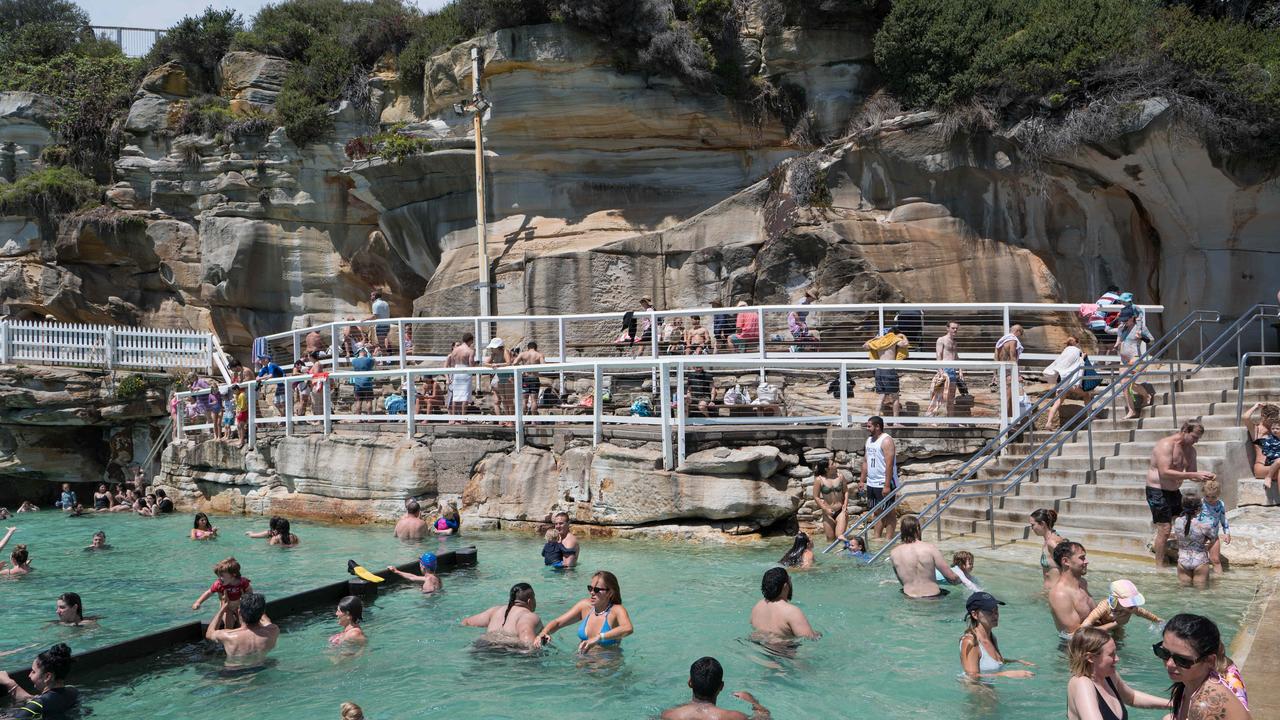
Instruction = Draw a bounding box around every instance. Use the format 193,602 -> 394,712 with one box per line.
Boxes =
779,533 -> 814,569
1030,508 -> 1066,592
959,592 -> 1034,681
55,592 -> 96,626
246,516 -> 299,546
0,643 -> 80,715
329,596 -> 367,647
462,582 -> 542,650
191,512 -> 218,541
1159,614 -> 1251,720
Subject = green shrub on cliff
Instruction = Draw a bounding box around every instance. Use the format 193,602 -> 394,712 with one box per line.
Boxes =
146,8 -> 246,93
0,166 -> 99,219
344,129 -> 434,162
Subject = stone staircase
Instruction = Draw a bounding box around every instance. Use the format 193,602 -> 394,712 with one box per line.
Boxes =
939,364 -> 1280,557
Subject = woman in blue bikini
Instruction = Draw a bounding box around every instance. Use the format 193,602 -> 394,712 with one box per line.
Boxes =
538,570 -> 634,654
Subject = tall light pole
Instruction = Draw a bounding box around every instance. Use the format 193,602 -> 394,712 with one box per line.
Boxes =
465,46 -> 492,347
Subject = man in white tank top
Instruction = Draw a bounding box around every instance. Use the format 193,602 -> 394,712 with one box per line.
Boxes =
858,415 -> 898,540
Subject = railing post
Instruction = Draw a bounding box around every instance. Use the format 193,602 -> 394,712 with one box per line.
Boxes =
322,377 -> 332,436
997,364 -> 1008,433
1010,362 -> 1021,419
474,318 -> 483,362
650,310 -> 660,359
878,306 -> 885,333
676,362 -> 686,466
659,362 -> 673,470
247,382 -> 257,450
514,368 -> 524,452
330,322 -> 340,370
406,370 -> 416,438
592,363 -> 603,447
175,397 -> 184,439
291,332 -> 300,363
1170,361 -> 1179,426
935,476 -> 942,541
756,308 -> 766,358
0,319 -> 8,364
557,317 -> 566,362
1087,421 -> 1095,483
284,379 -> 293,437
397,320 -> 406,369
839,362 -> 849,428
1002,305 -> 1011,336
988,483 -> 996,548
105,327 -> 115,372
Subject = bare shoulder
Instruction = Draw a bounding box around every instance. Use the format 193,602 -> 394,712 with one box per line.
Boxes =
1191,681 -> 1244,720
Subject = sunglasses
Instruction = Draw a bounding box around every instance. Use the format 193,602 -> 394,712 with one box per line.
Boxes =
1152,642 -> 1203,669
587,585 -> 609,595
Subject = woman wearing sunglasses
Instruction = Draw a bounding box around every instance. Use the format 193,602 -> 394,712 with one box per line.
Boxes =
1159,614 -> 1252,720
538,570 -> 633,654
1067,627 -> 1170,720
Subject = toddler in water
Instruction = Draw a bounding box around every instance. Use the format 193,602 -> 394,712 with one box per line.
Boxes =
55,483 -> 76,511
840,536 -> 872,563
192,557 -> 252,628
1080,579 -> 1161,630
434,503 -> 460,535
936,550 -> 983,592
541,528 -> 565,568
386,553 -> 442,593
1198,479 -> 1231,574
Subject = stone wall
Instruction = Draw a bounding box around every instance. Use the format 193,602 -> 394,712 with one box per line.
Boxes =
156,425 -> 990,537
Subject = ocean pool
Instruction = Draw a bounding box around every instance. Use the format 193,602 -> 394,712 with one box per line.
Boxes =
0,514 -> 1264,719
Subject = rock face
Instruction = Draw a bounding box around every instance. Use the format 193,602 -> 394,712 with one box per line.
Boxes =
0,366 -> 167,503
217,52 -> 289,113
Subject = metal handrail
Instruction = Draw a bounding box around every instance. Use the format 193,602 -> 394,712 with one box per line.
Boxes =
828,308 -> 1221,559
1191,304 -> 1278,371
1237,351 -> 1280,421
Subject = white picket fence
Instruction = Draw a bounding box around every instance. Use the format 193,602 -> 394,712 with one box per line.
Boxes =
0,320 -> 213,372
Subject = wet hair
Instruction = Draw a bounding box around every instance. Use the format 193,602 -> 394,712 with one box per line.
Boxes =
1053,540 -> 1085,570
214,557 -> 241,578
340,702 -> 364,720
899,515 -> 921,543
59,592 -> 83,620
761,567 -> 790,601
1179,494 -> 1203,537
92,530 -> 105,542
867,415 -> 885,431
11,544 -> 28,565
406,500 -> 420,516
155,489 -> 167,499
193,512 -> 211,529
1068,627 -> 1112,677
1166,614 -> 1221,708
849,536 -> 867,553
592,570 -> 622,604
337,595 -> 363,624
780,532 -> 811,566
503,582 -> 535,622
689,656 -> 724,701
1180,420 -> 1205,435
952,550 -> 974,569
34,643 -> 72,680
526,341 -> 538,350
267,516 -> 282,533
275,518 -> 294,545
238,592 -> 266,624
1030,508 -> 1058,530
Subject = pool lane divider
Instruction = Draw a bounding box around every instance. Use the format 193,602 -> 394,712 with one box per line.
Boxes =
1,546 -> 478,686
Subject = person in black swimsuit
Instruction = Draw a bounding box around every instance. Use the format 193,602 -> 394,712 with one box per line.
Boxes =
0,643 -> 81,717
1066,627 -> 1170,720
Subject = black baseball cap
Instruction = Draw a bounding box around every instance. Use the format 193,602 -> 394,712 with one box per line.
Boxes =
964,591 -> 1006,617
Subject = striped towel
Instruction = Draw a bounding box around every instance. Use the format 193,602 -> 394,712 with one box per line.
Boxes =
252,336 -> 267,360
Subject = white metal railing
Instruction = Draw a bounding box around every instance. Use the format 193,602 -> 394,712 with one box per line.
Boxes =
0,320 -> 213,373
174,357 -> 1025,470
91,26 -> 165,58
258,302 -> 1164,372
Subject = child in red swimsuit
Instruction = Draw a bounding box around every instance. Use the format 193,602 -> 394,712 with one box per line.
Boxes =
192,556 -> 252,629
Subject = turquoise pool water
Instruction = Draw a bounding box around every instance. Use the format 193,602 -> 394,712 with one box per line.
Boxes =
0,515 -> 1263,720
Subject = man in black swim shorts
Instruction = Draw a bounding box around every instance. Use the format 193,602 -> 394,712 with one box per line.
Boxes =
1144,422 -> 1214,568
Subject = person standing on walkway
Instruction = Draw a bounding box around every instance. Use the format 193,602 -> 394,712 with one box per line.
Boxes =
445,333 -> 475,423
1109,307 -> 1154,419
858,416 -> 898,540
926,321 -> 962,418
368,290 -> 391,353
513,341 -> 545,415
865,328 -> 909,418
994,324 -> 1024,418
661,656 -> 772,720
888,515 -> 960,599
1146,421 -> 1214,569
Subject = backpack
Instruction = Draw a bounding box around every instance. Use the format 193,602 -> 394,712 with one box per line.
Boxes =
601,387 -> 612,403
1080,355 -> 1102,392
723,384 -> 749,405
384,393 -> 406,414
755,381 -> 780,404
630,396 -> 653,416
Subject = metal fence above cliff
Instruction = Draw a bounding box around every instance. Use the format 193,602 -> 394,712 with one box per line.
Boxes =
0,320 -> 213,373
90,26 -> 165,58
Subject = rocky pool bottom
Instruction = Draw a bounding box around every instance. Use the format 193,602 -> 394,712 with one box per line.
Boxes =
0,512 -> 1267,719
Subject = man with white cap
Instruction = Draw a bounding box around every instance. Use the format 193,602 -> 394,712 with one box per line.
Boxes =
483,336 -> 512,422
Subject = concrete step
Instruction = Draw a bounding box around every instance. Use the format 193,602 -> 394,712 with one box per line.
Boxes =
939,514 -> 1151,557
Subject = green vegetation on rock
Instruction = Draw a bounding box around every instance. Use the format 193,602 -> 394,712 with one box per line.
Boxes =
0,166 -> 99,220
147,7 -> 246,93
344,129 -> 434,163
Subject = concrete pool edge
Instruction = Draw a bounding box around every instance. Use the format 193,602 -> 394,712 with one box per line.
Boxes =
1234,569 -> 1280,717
1,547 -> 477,686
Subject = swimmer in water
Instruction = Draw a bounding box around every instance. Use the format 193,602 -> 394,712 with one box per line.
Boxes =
959,592 -> 1034,681
247,516 -> 299,545
191,512 -> 219,540
888,515 -> 960,599
54,592 -> 98,626
205,593 -> 279,664
0,542 -> 32,577
749,567 -> 819,640
16,501 -> 38,513
84,531 -> 109,551
387,553 -> 442,593
434,502 -> 460,535
462,583 -> 543,651
193,557 -> 252,629
661,656 -> 771,720
778,533 -> 814,569
539,570 -> 634,654
840,536 -> 872,563
329,596 -> 367,647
